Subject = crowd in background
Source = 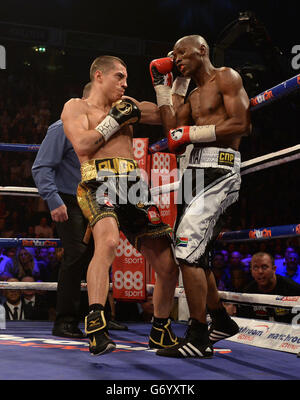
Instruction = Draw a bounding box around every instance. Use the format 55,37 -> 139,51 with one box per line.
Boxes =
0,50 -> 299,323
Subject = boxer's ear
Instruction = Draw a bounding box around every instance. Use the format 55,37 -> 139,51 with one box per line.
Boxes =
94,69 -> 104,83
199,44 -> 207,57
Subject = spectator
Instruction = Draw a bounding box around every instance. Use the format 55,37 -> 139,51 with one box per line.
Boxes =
211,251 -> 231,290
221,249 -> 229,264
275,251 -> 300,284
16,247 -> 42,281
226,268 -> 250,292
273,239 -> 284,260
40,247 -> 61,282
21,276 -> 50,320
274,246 -> 295,269
25,225 -> 36,238
236,252 -> 300,323
228,251 -> 246,272
0,273 -> 13,304
37,247 -> 49,263
34,217 -> 53,238
2,278 -> 25,320
5,247 -> 16,261
0,251 -> 16,278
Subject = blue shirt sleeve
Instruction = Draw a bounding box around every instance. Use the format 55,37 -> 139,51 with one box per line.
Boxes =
32,121 -> 67,211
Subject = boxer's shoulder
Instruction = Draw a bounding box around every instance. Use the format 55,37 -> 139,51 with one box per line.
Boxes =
215,67 -> 243,90
62,98 -> 91,122
215,66 -> 240,79
62,97 -> 86,113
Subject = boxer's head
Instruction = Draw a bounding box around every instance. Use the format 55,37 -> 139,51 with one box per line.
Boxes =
173,35 -> 209,77
89,55 -> 128,103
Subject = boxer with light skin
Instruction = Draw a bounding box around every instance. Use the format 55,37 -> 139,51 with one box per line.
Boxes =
61,55 -> 179,356
150,35 -> 251,358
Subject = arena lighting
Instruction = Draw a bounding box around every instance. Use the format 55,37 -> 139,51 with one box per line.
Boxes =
33,46 -> 46,53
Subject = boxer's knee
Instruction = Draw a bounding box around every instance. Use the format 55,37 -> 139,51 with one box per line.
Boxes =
95,236 -> 119,257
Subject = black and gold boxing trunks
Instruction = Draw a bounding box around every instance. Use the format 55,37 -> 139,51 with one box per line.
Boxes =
77,157 -> 172,249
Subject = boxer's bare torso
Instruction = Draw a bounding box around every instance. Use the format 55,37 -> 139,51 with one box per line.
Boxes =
177,67 -> 249,151
63,98 -> 134,163
172,36 -> 250,151
81,99 -> 134,161
188,69 -> 242,150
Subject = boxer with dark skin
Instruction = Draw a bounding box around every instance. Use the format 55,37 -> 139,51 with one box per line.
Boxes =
150,35 -> 251,357
61,55 -> 179,356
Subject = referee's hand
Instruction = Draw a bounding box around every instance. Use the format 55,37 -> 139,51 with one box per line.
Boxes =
51,204 -> 68,222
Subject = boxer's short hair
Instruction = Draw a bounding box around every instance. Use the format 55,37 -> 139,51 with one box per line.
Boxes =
90,55 -> 127,81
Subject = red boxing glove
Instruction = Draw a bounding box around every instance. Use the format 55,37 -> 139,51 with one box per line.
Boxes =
168,127 -> 190,154
150,57 -> 173,87
168,125 -> 217,154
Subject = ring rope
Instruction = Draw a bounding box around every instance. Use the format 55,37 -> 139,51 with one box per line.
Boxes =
1,280 -> 299,309
0,143 -> 40,152
219,223 -> 300,242
0,222 -> 298,249
1,143 -> 298,198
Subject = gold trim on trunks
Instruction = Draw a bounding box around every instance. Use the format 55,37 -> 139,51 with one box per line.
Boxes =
81,158 -> 139,181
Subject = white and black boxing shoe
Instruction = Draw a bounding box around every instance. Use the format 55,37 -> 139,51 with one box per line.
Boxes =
156,318 -> 213,358
208,308 -> 240,344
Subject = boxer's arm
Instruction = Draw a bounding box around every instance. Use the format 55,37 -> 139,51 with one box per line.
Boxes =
215,68 -> 251,138
159,97 -> 192,137
123,96 -> 161,125
61,99 -> 103,157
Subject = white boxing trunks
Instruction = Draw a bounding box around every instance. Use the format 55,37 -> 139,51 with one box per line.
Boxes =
174,146 -> 241,268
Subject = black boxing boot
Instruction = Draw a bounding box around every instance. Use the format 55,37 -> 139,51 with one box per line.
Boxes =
208,307 -> 240,344
85,304 -> 116,356
156,318 -> 213,358
149,317 -> 180,349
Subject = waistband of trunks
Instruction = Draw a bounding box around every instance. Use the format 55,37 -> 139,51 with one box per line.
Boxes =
188,146 -> 241,171
80,157 -> 140,181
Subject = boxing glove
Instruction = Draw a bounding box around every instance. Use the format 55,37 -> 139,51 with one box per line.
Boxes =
95,99 -> 141,142
150,57 -> 173,87
150,57 -> 174,107
168,125 -> 216,154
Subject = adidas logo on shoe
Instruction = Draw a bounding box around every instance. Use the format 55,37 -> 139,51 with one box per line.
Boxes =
156,340 -> 213,358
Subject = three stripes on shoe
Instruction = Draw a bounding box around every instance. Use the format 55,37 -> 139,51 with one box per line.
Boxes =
209,329 -> 233,343
178,342 -> 213,357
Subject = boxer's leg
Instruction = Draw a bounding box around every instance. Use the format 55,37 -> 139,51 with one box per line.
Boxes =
206,269 -> 239,344
87,217 -> 119,306
140,236 -> 180,349
156,261 -> 213,358
140,236 -> 178,318
85,217 -> 119,356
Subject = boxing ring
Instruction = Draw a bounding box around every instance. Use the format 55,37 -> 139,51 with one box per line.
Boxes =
0,74 -> 300,381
